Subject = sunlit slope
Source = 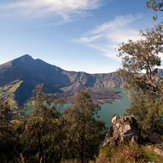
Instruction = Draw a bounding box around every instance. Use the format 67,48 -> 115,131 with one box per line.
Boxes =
0,54 -> 124,106
0,80 -> 22,108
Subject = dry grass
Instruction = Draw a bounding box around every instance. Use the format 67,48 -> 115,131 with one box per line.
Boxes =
96,142 -> 163,163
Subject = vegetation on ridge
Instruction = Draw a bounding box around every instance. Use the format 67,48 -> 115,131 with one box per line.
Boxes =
0,80 -> 22,109
118,22 -> 163,135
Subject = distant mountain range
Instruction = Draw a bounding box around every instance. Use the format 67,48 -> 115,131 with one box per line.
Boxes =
0,54 -> 124,107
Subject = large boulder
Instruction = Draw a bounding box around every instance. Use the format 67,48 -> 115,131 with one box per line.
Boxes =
103,115 -> 139,146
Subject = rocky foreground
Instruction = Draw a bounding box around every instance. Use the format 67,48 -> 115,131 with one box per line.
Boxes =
103,115 -> 139,146
96,115 -> 163,162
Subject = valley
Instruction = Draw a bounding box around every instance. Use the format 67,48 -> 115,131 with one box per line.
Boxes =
0,55 -> 125,107
0,55 -> 130,128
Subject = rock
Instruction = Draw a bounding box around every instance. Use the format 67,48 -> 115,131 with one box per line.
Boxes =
111,114 -> 120,124
147,134 -> 163,144
124,124 -> 131,131
115,122 -> 120,129
103,115 -> 139,146
103,127 -> 113,146
154,147 -> 163,156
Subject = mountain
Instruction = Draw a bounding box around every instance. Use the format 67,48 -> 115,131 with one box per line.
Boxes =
0,54 -> 124,106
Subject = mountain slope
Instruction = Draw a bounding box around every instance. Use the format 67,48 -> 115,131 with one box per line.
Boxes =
0,54 -> 124,106
0,80 -> 22,108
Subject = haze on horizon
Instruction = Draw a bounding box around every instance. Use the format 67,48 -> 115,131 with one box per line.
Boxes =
0,0 -> 162,73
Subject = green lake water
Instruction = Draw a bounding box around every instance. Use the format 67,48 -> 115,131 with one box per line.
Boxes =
25,88 -> 130,128
98,88 -> 130,128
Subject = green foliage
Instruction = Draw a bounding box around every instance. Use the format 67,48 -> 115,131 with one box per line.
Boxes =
118,24 -> 163,92
126,92 -> 163,135
62,89 -> 107,163
146,0 -> 163,20
21,84 -> 64,162
0,100 -> 10,122
118,23 -> 163,96
146,0 -> 163,11
0,100 -> 21,162
118,23 -> 163,135
0,85 -> 107,162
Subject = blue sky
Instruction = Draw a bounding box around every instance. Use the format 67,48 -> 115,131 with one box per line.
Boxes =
0,0 -> 162,73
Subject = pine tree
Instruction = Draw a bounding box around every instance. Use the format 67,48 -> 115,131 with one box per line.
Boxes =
21,84 -> 64,162
62,89 -> 106,163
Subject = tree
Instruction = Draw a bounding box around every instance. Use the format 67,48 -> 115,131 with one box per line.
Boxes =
21,84 -> 64,162
146,0 -> 163,11
118,23 -> 163,135
0,100 -> 21,162
146,0 -> 163,20
118,23 -> 163,97
0,100 -> 10,122
62,89 -> 106,163
126,92 -> 163,135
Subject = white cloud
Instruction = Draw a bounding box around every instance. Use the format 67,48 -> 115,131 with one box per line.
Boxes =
0,0 -> 103,20
78,14 -> 142,60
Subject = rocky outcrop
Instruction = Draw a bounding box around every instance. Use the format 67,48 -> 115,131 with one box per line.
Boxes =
103,115 -> 139,146
147,134 -> 163,144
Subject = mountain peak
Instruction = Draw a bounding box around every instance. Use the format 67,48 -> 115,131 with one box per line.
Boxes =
12,54 -> 34,64
0,55 -> 124,106
23,54 -> 31,57
18,54 -> 33,60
